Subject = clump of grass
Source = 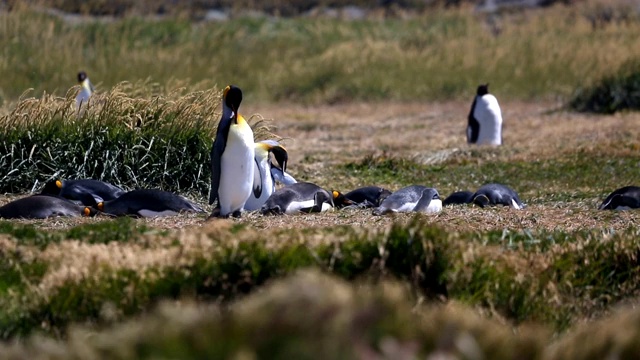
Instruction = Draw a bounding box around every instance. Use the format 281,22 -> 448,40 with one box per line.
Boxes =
0,81 -> 273,195
569,58 -> 640,113
0,270 -> 545,359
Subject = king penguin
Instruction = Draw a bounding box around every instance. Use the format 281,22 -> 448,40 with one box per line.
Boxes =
467,84 -> 503,146
41,178 -> 125,205
209,85 -> 255,218
443,190 -> 474,206
244,140 -> 295,211
76,71 -> 94,111
472,183 -> 525,209
261,182 -> 334,215
0,195 -> 94,219
598,186 -> 640,210
373,185 -> 442,215
332,186 -> 392,209
84,189 -> 204,217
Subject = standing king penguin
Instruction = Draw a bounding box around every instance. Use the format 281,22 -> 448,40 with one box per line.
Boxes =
209,85 -> 255,218
467,84 -> 503,146
243,140 -> 292,211
75,71 -> 94,111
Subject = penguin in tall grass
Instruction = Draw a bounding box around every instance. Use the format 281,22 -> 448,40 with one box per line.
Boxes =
41,178 -> 125,205
76,71 -> 94,111
467,84 -> 503,146
209,85 -> 255,218
243,140 -> 295,211
599,186 -> 640,210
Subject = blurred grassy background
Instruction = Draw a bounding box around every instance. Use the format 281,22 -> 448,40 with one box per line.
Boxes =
0,1 -> 639,106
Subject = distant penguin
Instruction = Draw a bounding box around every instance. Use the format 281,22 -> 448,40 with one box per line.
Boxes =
76,71 -> 94,110
84,189 -> 204,217
41,178 -> 125,205
472,183 -> 524,209
261,182 -> 334,215
0,195 -> 94,219
244,140 -> 295,211
598,186 -> 640,210
467,84 -> 503,146
372,185 -> 442,216
209,85 -> 255,218
443,190 -> 474,206
333,186 -> 392,208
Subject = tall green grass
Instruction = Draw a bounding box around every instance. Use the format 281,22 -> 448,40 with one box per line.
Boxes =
0,81 -> 272,195
1,4 -> 639,105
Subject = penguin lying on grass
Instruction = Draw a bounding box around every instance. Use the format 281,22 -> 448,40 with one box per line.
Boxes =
372,185 -> 442,216
442,190 -> 475,206
261,182 -> 334,215
209,85 -> 255,218
82,189 -> 204,218
41,178 -> 125,205
472,183 -> 525,209
244,140 -> 296,211
599,186 -> 640,210
0,195 -> 95,219
332,186 -> 392,209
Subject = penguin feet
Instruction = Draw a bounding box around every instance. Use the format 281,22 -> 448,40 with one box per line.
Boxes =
232,210 -> 242,218
207,207 -> 229,219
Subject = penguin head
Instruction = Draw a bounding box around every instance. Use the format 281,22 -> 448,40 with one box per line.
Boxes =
477,83 -> 490,96
41,179 -> 63,195
473,194 -> 490,208
332,190 -> 355,208
78,71 -> 88,83
223,85 -> 243,122
256,140 -> 288,171
82,206 -> 98,217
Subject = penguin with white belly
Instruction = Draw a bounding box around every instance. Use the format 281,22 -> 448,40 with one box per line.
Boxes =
598,186 -> 640,210
472,183 -> 525,209
467,84 -> 503,146
83,189 -> 204,217
261,182 -> 334,215
209,85 -> 255,218
244,140 -> 296,211
76,71 -> 94,111
373,185 -> 442,215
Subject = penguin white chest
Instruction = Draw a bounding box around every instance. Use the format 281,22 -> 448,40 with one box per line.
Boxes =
243,157 -> 275,211
474,95 -> 503,146
219,123 -> 255,215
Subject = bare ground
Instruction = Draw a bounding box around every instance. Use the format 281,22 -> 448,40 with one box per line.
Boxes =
2,100 -> 640,233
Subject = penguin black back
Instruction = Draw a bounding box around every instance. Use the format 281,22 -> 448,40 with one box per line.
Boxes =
261,182 -> 333,215
599,186 -> 640,210
443,190 -> 474,206
0,195 -> 94,219
41,179 -> 125,204
472,183 -> 524,209
333,186 -> 392,208
93,189 -> 204,217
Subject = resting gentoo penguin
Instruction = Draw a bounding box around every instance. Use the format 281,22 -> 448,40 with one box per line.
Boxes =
443,190 -> 474,206
598,186 -> 640,210
472,183 -> 525,209
75,71 -> 94,110
83,189 -> 204,217
467,84 -> 503,146
372,185 -> 442,215
333,186 -> 392,208
261,182 -> 334,215
209,85 -> 255,218
41,178 -> 125,205
0,195 -> 94,219
244,140 -> 292,211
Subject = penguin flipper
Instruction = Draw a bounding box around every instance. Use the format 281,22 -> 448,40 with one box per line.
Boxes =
413,188 -> 438,213
253,158 -> 263,198
467,98 -> 480,143
209,136 -> 225,205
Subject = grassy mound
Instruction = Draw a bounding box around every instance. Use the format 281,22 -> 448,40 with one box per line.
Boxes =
569,59 -> 640,114
0,82 -> 272,195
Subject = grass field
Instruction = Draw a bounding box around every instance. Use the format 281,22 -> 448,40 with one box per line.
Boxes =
0,1 -> 640,358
